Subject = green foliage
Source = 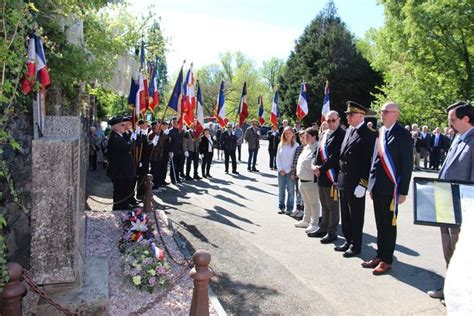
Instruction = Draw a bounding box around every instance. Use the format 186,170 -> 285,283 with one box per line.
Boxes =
360,0 -> 474,127
0,214 -> 9,293
277,0 -> 382,125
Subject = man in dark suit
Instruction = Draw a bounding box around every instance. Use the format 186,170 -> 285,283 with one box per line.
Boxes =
430,127 -> 445,170
365,102 -> 413,275
167,117 -> 184,184
335,101 -> 376,257
312,110 -> 346,244
267,125 -> 280,170
419,125 -> 431,169
221,123 -> 239,174
106,116 -> 136,210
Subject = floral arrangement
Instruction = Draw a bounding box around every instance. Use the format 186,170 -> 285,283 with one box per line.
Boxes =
119,208 -> 171,293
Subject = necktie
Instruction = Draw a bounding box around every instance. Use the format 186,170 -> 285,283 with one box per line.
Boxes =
350,128 -> 356,137
435,135 -> 439,147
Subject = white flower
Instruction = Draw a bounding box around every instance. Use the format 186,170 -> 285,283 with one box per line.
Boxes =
130,219 -> 148,232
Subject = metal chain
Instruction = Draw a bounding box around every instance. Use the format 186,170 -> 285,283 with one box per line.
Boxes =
22,269 -> 77,316
87,176 -> 147,206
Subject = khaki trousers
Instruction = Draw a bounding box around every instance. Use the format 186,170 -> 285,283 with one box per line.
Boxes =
299,181 -> 320,226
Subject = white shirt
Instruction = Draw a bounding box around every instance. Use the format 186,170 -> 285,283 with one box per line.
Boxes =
206,136 -> 213,152
296,142 -> 318,181
276,143 -> 298,173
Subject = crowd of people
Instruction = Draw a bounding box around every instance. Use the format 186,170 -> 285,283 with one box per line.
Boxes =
98,99 -> 473,309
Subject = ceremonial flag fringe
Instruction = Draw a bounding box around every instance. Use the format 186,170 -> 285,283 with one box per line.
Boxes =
321,80 -> 330,122
182,65 -> 196,126
195,81 -> 205,138
271,91 -> 279,127
214,81 -> 228,128
296,82 -> 308,120
21,34 -> 51,94
238,81 -> 249,127
258,96 -> 265,125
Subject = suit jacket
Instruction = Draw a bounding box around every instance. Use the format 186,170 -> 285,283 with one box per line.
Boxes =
420,132 -> 432,149
106,131 -> 135,180
221,131 -> 237,152
337,123 -> 376,191
368,123 -> 413,196
439,128 -> 474,181
267,131 -> 280,153
244,127 -> 261,150
199,135 -> 214,155
168,128 -> 184,154
315,126 -> 345,187
430,133 -> 446,150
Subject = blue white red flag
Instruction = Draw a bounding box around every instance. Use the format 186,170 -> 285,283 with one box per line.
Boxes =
296,82 -> 308,120
21,34 -> 51,94
238,82 -> 249,127
270,91 -> 279,127
148,62 -> 159,112
258,96 -> 265,125
167,67 -> 184,112
215,81 -> 228,128
321,81 -> 330,122
195,81 -> 205,138
182,65 -> 196,126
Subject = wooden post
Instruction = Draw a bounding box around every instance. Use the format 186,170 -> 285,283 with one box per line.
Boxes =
0,263 -> 27,316
189,250 -> 213,316
143,174 -> 153,213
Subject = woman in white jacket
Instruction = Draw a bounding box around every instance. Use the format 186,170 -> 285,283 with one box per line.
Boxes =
276,126 -> 299,214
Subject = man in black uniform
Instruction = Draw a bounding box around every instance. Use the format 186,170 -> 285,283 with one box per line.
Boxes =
106,116 -> 136,210
313,110 -> 346,244
365,102 -> 413,275
167,117 -> 184,184
267,125 -> 280,170
135,119 -> 151,200
335,101 -> 376,257
221,123 -> 239,174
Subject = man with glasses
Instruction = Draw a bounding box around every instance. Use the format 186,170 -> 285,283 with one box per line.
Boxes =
365,102 -> 413,275
335,101 -> 376,257
428,101 -> 474,301
106,116 -> 136,210
244,119 -> 261,172
312,111 -> 345,244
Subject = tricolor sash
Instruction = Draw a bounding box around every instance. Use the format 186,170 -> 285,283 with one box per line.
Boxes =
320,131 -> 338,200
377,128 -> 400,226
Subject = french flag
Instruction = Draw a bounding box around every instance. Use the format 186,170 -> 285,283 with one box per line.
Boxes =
271,91 -> 279,127
296,82 -> 308,120
258,96 -> 265,125
215,81 -> 228,128
135,73 -> 148,117
321,81 -> 330,122
148,62 -> 159,112
238,82 -> 249,127
195,81 -> 205,138
21,34 -> 51,94
182,66 -> 196,127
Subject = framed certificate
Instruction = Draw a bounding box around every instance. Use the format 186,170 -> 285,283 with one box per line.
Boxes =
413,177 -> 474,227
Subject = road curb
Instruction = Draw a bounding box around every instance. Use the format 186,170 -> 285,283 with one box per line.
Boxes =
164,212 -> 227,316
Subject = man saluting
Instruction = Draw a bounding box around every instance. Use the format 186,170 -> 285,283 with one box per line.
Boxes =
366,102 -> 413,275
335,101 -> 376,257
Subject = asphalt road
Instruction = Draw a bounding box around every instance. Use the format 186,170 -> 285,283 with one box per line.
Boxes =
155,141 -> 447,315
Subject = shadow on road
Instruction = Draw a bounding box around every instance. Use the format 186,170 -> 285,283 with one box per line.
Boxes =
245,185 -> 277,196
361,232 -> 420,257
214,205 -> 260,226
212,271 -> 280,315
176,221 -> 219,248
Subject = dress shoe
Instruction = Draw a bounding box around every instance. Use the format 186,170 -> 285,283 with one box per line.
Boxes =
361,257 -> 381,269
372,261 -> 392,275
320,233 -> 337,244
334,243 -> 350,252
427,288 -> 444,299
247,168 -> 252,172
307,229 -> 326,237
185,175 -> 194,180
343,248 -> 360,258
194,175 -> 202,180
232,170 -> 239,174
207,174 -> 212,178
251,168 -> 259,172
294,221 -> 309,228
162,181 -> 170,186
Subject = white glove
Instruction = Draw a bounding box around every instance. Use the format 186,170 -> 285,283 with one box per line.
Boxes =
213,136 -> 216,141
139,162 -> 142,168
136,126 -> 141,134
184,151 -> 189,157
141,129 -> 148,136
131,132 -> 137,141
169,152 -> 174,159
354,185 -> 366,198
152,135 -> 159,146
199,154 -> 204,159
257,130 -> 261,136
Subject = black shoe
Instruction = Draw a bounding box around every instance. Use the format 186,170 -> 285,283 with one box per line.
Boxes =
162,181 -> 170,186
177,179 -> 182,183
232,171 -> 239,174
225,170 -> 229,174
307,229 -> 326,238
247,168 -> 252,172
251,168 -> 259,172
277,210 -> 285,214
334,242 -> 350,252
207,174 -> 212,178
343,248 -> 360,258
320,233 -> 337,244
185,176 -> 194,180
194,175 -> 202,180
203,174 -> 207,178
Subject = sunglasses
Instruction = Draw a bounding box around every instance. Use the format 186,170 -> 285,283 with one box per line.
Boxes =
380,110 -> 398,114
327,119 -> 337,123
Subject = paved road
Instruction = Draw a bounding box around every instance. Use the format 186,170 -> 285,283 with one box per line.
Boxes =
155,142 -> 447,315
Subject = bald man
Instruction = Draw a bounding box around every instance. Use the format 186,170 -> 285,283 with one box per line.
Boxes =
366,102 -> 413,275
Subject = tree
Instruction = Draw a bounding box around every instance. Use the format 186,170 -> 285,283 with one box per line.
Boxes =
261,58 -> 285,91
278,1 -> 382,125
360,0 -> 474,127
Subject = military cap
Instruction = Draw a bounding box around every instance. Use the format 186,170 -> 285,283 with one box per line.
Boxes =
345,101 -> 369,115
151,121 -> 158,127
108,116 -> 123,126
138,119 -> 145,125
122,116 -> 132,122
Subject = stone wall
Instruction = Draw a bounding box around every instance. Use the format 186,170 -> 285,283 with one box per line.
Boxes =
0,115 -> 34,268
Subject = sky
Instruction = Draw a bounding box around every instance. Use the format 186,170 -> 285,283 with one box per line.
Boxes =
128,0 -> 385,72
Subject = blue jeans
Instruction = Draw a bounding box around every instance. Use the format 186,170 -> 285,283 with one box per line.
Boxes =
248,148 -> 258,169
278,173 -> 295,211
